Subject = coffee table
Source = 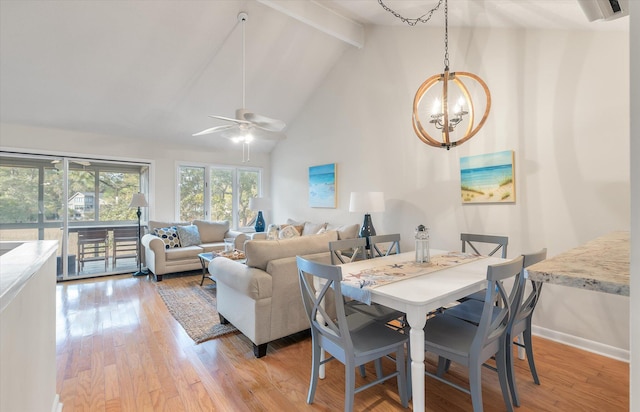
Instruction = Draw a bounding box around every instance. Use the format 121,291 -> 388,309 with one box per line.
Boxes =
198,252 -> 217,286
198,251 -> 247,286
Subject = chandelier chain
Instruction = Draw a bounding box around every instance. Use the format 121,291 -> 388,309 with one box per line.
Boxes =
377,0 -> 443,27
444,0 -> 449,70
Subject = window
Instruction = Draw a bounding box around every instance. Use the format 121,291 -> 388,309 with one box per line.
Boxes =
179,166 -> 205,221
178,164 -> 261,228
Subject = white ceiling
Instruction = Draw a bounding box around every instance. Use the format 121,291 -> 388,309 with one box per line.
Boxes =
0,0 -> 629,153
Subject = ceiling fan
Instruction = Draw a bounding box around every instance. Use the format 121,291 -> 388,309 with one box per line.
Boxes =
193,12 -> 286,162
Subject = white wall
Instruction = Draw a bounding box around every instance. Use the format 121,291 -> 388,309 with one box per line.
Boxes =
272,26 -> 631,354
629,0 -> 638,407
0,123 -> 271,222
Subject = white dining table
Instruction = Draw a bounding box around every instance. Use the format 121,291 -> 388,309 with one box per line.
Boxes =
339,250 -> 506,412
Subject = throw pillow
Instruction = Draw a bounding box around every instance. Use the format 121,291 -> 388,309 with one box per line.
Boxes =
176,225 -> 201,247
193,220 -> 230,243
336,223 -> 360,240
279,224 -> 301,239
303,221 -> 327,236
154,226 -> 181,249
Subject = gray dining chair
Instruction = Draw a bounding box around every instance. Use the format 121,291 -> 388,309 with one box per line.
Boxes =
460,233 -> 509,302
369,233 -> 401,258
297,256 -> 409,412
329,237 -> 368,265
329,238 -> 406,331
441,248 -> 547,408
507,248 -> 547,405
423,256 -> 525,412
461,233 -> 509,258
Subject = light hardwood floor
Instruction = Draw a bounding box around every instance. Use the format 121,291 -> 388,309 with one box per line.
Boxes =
56,274 -> 629,411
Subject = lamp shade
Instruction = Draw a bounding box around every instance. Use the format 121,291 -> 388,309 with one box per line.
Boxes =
129,192 -> 148,208
349,192 -> 385,213
248,197 -> 271,211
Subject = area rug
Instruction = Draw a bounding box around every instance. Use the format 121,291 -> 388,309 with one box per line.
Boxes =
155,274 -> 238,344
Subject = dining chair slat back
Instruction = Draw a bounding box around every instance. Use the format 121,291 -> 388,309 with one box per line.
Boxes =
369,233 -> 401,258
461,233 -> 508,258
328,238 -> 368,265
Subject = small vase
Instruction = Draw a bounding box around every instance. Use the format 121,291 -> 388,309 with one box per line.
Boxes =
255,211 -> 265,232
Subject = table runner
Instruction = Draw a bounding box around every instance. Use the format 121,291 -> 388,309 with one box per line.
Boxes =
341,252 -> 486,304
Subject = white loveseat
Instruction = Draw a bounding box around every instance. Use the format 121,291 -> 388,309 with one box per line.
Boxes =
141,220 -> 247,281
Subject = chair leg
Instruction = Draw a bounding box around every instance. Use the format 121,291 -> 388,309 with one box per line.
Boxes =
396,348 -> 409,407
506,334 -> 520,407
374,359 -> 383,379
436,356 -> 450,377
307,341 -> 321,404
345,360 -> 356,412
497,343 -> 514,412
468,361 -> 484,412
358,365 -> 366,378
524,321 -> 540,384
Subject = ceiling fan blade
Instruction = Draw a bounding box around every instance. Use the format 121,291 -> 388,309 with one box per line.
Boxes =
209,114 -> 251,125
243,112 -> 286,132
249,128 -> 286,141
192,124 -> 234,136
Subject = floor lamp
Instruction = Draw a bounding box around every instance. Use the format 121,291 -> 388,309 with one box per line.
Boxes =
129,192 -> 148,276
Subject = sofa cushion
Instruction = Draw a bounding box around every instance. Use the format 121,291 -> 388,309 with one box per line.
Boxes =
193,220 -> 229,243
245,230 -> 339,271
165,245 -> 203,260
176,224 -> 201,247
154,226 -> 182,249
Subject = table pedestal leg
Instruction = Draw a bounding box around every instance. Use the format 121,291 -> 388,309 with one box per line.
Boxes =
407,310 -> 427,412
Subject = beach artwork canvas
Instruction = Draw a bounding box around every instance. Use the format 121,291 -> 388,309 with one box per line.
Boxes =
309,163 -> 337,208
460,150 -> 515,203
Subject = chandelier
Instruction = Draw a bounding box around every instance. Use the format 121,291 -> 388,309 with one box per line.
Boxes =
379,0 -> 491,150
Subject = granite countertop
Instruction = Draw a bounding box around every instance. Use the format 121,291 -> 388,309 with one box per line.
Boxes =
525,231 -> 629,296
0,240 -> 58,312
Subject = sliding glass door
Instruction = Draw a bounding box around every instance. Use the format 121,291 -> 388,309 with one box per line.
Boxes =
0,152 -> 149,280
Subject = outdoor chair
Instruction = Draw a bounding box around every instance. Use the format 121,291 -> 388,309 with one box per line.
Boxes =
77,228 -> 109,273
112,226 -> 139,268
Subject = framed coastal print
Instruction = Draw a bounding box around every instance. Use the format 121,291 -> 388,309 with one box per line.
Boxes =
309,163 -> 337,208
460,150 -> 515,204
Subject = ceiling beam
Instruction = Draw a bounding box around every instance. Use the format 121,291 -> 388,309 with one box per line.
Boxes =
256,0 -> 365,48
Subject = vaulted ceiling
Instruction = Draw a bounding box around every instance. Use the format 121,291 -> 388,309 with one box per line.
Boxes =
0,0 -> 628,153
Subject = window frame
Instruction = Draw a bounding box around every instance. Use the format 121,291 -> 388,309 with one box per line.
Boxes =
176,162 -> 263,229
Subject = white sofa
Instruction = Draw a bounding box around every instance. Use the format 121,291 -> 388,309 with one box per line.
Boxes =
209,230 -> 340,357
141,220 -> 248,281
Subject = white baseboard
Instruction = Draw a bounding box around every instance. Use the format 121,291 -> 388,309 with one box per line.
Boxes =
532,325 -> 630,362
51,394 -> 63,412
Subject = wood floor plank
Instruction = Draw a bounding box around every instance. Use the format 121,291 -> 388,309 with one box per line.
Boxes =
56,274 -> 630,412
